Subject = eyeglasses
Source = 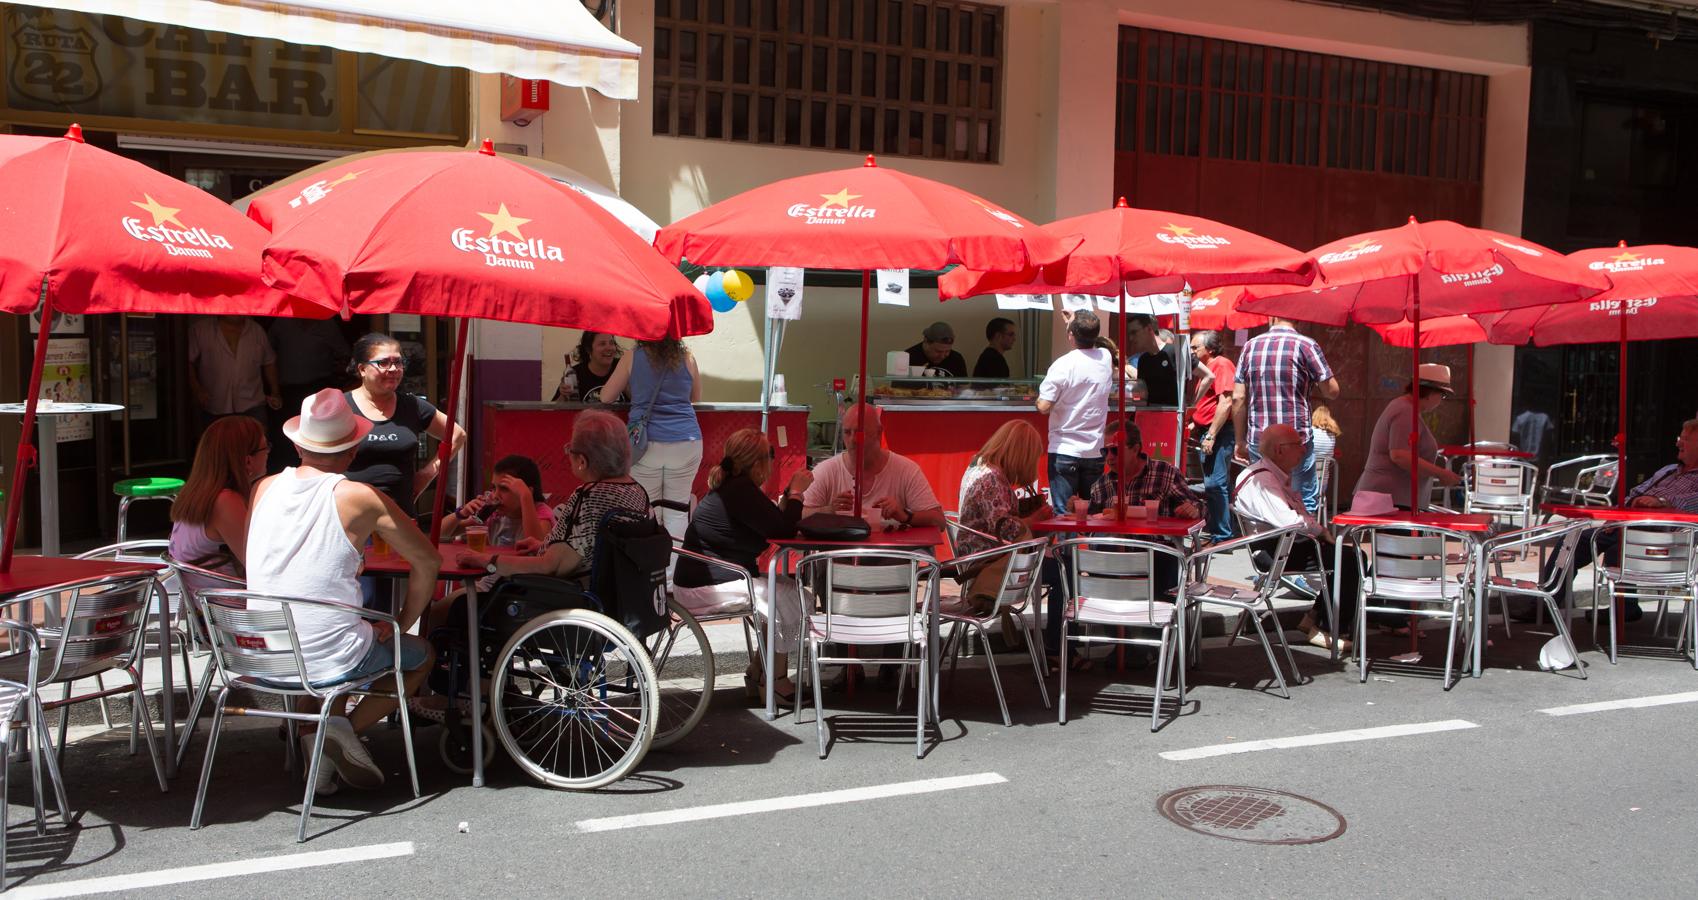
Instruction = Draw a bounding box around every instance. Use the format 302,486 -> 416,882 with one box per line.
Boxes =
363,356 -> 405,371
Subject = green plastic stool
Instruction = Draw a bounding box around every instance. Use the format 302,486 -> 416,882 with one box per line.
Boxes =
114,476 -> 184,542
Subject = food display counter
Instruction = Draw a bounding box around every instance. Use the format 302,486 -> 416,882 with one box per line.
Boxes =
481,401 -> 810,503
867,376 -> 1183,507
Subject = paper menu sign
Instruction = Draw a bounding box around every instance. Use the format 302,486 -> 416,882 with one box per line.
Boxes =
876,268 -> 910,306
995,293 -> 1054,311
766,266 -> 805,320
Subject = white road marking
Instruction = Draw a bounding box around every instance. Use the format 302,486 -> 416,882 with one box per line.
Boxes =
1159,719 -> 1479,761
1537,690 -> 1698,717
575,772 -> 1008,833
9,842 -> 415,899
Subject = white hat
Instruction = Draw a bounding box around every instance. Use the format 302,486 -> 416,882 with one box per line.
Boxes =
282,388 -> 372,454
1417,363 -> 1455,395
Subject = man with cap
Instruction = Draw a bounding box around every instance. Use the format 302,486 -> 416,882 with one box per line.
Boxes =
1352,363 -> 1462,511
246,388 -> 440,795
906,321 -> 968,377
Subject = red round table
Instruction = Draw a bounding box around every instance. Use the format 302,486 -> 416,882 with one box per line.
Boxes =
1029,514 -> 1204,538
1541,503 -> 1698,524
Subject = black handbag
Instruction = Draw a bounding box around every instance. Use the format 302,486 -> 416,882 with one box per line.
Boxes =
797,512 -> 871,541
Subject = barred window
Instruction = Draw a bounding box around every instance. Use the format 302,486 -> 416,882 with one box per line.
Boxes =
1116,26 -> 1486,181
653,0 -> 1003,162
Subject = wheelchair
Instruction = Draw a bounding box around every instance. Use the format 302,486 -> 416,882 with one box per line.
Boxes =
427,506 -> 673,789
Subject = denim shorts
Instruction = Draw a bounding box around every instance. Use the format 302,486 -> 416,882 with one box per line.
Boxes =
329,633 -> 432,687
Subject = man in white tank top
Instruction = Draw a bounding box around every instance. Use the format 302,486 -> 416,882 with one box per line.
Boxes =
248,389 -> 440,793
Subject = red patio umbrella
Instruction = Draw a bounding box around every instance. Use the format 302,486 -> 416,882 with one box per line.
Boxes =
0,125 -> 332,571
654,155 -> 1076,515
1241,218 -> 1610,510
1187,285 -> 1269,332
938,198 -> 1316,299
255,139 -> 712,540
936,200 -> 1316,511
1483,243 -> 1698,503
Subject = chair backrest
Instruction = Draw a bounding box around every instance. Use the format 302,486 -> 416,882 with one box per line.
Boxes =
1359,526 -> 1469,601
77,540 -> 180,619
1056,537 -> 1188,619
1,572 -> 157,685
1577,460 -> 1618,503
796,549 -> 934,645
163,552 -> 245,637
197,589 -> 321,692
975,537 -> 1050,613
1619,525 -> 1698,580
1464,458 -> 1538,515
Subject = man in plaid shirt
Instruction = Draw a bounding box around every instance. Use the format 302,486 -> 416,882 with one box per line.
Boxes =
1088,422 -> 1203,518
1230,317 -> 1339,513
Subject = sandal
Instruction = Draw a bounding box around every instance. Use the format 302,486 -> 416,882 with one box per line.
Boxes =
743,671 -> 796,703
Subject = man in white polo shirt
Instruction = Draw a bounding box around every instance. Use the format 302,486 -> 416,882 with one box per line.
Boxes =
1037,309 -> 1112,515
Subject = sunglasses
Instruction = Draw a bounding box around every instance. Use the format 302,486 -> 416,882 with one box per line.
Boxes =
363,356 -> 406,371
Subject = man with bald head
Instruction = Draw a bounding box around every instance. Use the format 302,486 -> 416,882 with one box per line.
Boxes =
803,403 -> 945,531
1234,423 -> 1359,651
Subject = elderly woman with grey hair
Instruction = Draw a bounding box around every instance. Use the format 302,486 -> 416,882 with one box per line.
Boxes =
458,409 -> 651,579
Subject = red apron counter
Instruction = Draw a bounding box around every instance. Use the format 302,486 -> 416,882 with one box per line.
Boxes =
481,402 -> 810,502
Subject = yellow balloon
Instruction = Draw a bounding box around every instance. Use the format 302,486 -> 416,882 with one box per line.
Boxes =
722,269 -> 755,302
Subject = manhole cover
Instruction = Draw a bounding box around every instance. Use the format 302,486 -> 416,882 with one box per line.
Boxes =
1157,785 -> 1346,845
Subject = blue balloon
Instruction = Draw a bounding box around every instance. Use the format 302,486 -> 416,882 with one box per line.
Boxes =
706,275 -> 736,312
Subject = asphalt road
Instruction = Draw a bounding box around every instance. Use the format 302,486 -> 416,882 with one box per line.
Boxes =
7,610 -> 1696,899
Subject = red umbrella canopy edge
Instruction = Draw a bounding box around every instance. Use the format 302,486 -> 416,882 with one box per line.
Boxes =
1483,244 -> 1698,346
653,155 -> 1079,272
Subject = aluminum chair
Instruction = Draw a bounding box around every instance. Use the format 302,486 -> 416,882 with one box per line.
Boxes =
1054,537 -> 1191,732
1478,520 -> 1589,677
0,618 -> 69,887
0,572 -> 169,794
1349,524 -> 1476,688
74,542 -> 185,740
937,537 -> 1053,725
1314,455 -> 1340,528
1541,454 -> 1619,511
190,589 -> 421,842
1235,507 -> 1341,661
1464,458 -> 1539,530
660,545 -> 767,747
794,550 -> 939,759
1590,521 -> 1698,667
1183,524 -> 1304,698
159,554 -> 243,768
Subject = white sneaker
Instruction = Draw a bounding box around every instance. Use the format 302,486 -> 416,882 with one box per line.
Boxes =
299,734 -> 339,796
320,716 -> 385,790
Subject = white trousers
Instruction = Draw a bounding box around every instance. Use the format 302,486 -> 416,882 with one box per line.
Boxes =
632,438 -> 703,541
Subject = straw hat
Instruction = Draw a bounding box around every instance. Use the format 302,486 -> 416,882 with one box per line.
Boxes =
282,388 -> 372,454
1417,363 -> 1455,395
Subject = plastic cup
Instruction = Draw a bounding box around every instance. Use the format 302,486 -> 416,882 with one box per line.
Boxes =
1144,500 -> 1160,518
370,531 -> 390,556
465,525 -> 488,553
1070,497 -> 1089,522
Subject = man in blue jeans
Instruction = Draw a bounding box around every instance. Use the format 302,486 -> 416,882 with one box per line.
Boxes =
1038,308 -> 1112,515
1190,330 -> 1237,541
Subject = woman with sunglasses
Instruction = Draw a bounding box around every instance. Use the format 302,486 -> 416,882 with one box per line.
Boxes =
169,416 -> 267,577
343,333 -> 467,521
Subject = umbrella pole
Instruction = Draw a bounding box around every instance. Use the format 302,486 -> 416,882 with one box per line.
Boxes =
1117,302 -> 1128,521
759,314 -> 773,435
427,317 -> 471,545
1408,285 -> 1423,655
2,278 -> 55,572
1466,341 -> 1475,449
854,269 -> 868,518
1618,313 -> 1628,506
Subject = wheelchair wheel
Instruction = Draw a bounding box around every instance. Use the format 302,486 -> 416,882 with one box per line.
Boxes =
437,721 -> 496,776
490,607 -> 657,790
647,599 -> 713,749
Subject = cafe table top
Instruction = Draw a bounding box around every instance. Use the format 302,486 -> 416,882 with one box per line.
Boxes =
1028,513 -> 1204,538
363,542 -> 485,579
1439,446 -> 1536,460
770,526 -> 945,552
1540,503 -> 1698,525
1331,510 -> 1495,532
0,555 -> 163,598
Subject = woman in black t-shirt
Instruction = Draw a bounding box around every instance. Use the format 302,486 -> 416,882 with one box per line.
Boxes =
343,333 -> 467,518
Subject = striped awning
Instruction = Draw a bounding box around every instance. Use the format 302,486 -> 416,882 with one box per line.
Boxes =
41,0 -> 642,100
